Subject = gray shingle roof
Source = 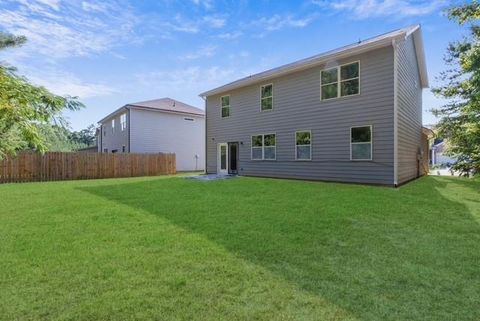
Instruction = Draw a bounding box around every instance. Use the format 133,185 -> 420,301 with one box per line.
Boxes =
127,98 -> 204,116
98,97 -> 204,124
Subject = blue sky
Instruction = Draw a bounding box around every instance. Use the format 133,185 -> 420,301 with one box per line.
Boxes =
0,0 -> 464,130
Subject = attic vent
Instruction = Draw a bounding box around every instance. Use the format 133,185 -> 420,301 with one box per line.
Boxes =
184,118 -> 194,122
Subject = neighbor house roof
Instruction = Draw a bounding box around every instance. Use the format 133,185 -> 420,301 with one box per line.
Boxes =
98,98 -> 204,123
199,25 -> 428,98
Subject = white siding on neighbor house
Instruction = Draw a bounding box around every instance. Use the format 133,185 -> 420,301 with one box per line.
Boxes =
129,108 -> 205,171
206,46 -> 396,185
397,35 -> 423,184
99,109 -> 129,153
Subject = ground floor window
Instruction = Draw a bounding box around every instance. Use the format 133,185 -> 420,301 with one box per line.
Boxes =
251,134 -> 276,160
295,131 -> 311,160
351,126 -> 372,160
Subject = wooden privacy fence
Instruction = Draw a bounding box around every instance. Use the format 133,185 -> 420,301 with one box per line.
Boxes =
0,152 -> 176,183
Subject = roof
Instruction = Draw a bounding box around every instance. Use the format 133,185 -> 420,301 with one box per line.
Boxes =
199,25 -> 428,98
422,126 -> 435,138
98,98 -> 204,123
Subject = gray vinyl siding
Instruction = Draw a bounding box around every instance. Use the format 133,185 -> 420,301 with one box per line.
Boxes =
129,108 -> 205,171
206,46 -> 395,185
99,109 -> 129,153
397,35 -> 423,184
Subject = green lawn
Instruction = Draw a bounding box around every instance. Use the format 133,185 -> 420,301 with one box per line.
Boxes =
1,175 -> 479,321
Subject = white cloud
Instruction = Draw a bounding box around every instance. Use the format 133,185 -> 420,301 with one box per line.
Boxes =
203,15 -> 226,28
136,66 -> 241,96
181,45 -> 217,60
24,68 -> 117,98
313,0 -> 446,19
228,50 -> 250,60
217,31 -> 243,40
163,14 -> 201,34
250,14 -> 315,38
81,1 -> 108,12
191,0 -> 213,9
0,0 -> 137,58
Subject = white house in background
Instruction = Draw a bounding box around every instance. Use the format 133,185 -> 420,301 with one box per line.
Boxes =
431,141 -> 456,166
97,98 -> 205,171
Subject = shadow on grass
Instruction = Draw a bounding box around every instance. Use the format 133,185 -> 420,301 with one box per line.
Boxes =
79,176 -> 480,321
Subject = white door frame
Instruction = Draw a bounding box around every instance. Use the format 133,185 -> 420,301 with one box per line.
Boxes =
217,143 -> 228,175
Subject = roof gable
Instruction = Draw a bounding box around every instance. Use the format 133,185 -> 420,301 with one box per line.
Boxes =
127,98 -> 204,116
98,98 -> 204,124
199,25 -> 428,97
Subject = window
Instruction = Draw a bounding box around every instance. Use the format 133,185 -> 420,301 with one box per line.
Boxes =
351,126 -> 372,160
120,114 -> 127,131
221,95 -> 230,118
112,149 -> 118,153
251,134 -> 276,160
111,119 -> 115,133
295,131 -> 311,160
103,148 -> 108,153
184,117 -> 194,121
261,84 -> 273,111
122,145 -> 126,153
321,61 -> 360,100
252,135 -> 263,160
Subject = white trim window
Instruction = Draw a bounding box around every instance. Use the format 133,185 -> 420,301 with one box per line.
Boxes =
251,134 -> 276,160
321,61 -> 360,100
111,119 -> 115,133
221,95 -> 230,118
295,131 -> 311,160
261,84 -> 273,111
120,113 -> 127,131
351,125 -> 372,160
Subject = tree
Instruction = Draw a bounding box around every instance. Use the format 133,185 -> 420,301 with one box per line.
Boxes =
0,32 -> 84,159
70,124 -> 97,147
432,1 -> 480,175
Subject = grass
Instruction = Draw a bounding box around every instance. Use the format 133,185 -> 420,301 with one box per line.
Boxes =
1,175 -> 479,321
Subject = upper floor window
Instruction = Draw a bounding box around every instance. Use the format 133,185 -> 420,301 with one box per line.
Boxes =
321,61 -> 360,100
251,134 -> 276,160
120,114 -> 127,131
295,131 -> 311,160
351,125 -> 372,161
221,95 -> 230,118
111,119 -> 115,133
261,84 -> 273,111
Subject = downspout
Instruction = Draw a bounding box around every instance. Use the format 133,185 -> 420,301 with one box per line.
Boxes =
202,95 -> 207,174
393,38 -> 399,187
128,107 -> 131,153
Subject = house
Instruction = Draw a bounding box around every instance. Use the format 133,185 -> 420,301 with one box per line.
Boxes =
97,98 -> 205,171
200,25 -> 428,186
76,146 -> 98,153
431,141 -> 456,166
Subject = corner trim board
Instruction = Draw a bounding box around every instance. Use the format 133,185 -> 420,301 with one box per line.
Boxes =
393,39 -> 399,186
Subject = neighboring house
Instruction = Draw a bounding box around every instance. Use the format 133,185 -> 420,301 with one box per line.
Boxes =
200,25 -> 429,186
431,141 -> 456,166
98,98 -> 205,171
76,146 -> 98,153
